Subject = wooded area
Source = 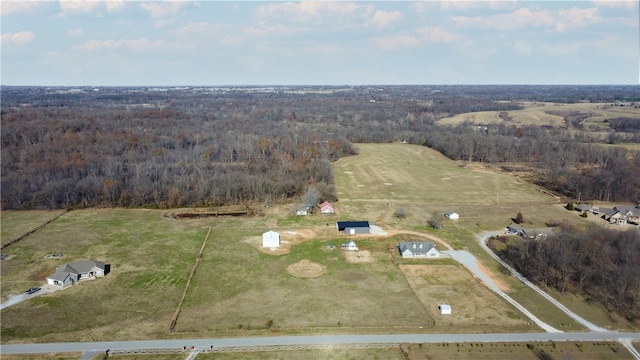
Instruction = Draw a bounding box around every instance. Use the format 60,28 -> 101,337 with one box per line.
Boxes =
489,224 -> 640,321
1,85 -> 639,209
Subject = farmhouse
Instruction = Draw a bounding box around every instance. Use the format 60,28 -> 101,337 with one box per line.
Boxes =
262,230 -> 280,248
341,240 -> 358,251
398,241 -> 440,258
319,201 -> 335,215
336,221 -> 370,235
46,259 -> 109,288
444,211 -> 459,220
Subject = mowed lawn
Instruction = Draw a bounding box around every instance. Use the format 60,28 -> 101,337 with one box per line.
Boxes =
334,143 -> 549,205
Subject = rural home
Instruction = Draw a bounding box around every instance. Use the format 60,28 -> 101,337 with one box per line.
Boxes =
296,204 -> 314,216
398,241 -> 440,258
506,223 -> 526,237
336,221 -> 370,235
262,230 -> 280,248
506,223 -> 555,239
444,211 -> 459,220
341,240 -> 358,251
320,201 -> 335,215
439,304 -> 452,315
46,259 -> 109,288
600,205 -> 640,225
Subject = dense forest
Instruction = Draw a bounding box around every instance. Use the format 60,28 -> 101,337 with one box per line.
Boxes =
1,85 -> 639,209
488,224 -> 640,320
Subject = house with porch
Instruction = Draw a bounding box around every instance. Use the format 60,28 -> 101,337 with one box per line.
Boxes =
398,241 -> 440,258
46,259 -> 109,288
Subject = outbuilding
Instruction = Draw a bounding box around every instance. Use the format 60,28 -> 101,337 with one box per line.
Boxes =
444,211 -> 459,220
439,304 -> 452,315
262,230 -> 280,248
336,221 -> 370,235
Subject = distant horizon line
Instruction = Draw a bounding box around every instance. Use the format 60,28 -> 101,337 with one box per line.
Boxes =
2,83 -> 638,88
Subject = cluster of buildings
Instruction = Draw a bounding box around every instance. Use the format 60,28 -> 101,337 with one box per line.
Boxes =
574,204 -> 640,226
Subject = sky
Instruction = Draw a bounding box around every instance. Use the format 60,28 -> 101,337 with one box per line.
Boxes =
1,0 -> 638,86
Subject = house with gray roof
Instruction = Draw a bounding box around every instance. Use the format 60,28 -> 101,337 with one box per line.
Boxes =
398,241 -> 440,258
46,259 -> 109,288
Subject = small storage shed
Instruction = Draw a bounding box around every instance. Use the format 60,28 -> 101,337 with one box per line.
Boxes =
320,201 -> 335,215
439,304 -> 452,315
341,240 -> 358,251
444,211 -> 459,220
262,230 -> 280,248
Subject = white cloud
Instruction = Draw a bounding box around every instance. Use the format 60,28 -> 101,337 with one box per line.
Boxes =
416,27 -> 458,43
367,10 -> 404,29
256,1 -> 371,25
1,1 -> 42,16
58,0 -> 124,15
74,38 -> 167,53
591,0 -> 636,8
139,1 -> 188,18
368,34 -> 421,50
451,6 -> 600,32
1,31 -> 36,45
439,0 -> 514,11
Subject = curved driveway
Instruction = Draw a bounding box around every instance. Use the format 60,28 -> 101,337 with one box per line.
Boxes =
476,231 -> 608,332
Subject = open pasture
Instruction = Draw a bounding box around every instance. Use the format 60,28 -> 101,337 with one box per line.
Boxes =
334,143 -> 551,205
0,210 -> 67,248
436,102 -> 640,130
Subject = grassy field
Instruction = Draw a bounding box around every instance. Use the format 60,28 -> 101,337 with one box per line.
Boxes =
0,210 -> 67,248
436,102 -> 640,130
1,143 -> 637,348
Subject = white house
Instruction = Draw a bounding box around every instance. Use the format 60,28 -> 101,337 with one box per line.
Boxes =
398,242 -> 440,258
444,211 -> 459,220
341,240 -> 358,251
439,304 -> 452,315
262,230 -> 280,248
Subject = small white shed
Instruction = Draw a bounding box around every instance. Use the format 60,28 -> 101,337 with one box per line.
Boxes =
262,230 -> 280,248
439,304 -> 452,315
444,212 -> 459,220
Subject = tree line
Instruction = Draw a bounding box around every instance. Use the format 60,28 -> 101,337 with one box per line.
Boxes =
1,85 -> 638,209
488,224 -> 640,321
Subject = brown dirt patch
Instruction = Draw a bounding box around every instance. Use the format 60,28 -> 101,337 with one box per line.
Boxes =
400,264 -> 527,327
475,259 -> 510,292
343,250 -> 374,263
287,259 -> 326,278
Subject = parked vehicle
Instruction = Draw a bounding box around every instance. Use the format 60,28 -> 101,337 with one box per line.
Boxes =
25,287 -> 41,295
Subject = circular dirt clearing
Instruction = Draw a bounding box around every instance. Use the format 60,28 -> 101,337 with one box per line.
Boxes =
287,259 -> 326,278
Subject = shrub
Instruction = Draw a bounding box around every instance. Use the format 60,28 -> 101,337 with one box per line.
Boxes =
581,211 -> 588,218
566,202 -> 575,210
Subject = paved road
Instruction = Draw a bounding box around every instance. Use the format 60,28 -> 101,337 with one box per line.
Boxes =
2,332 -> 639,355
476,231 -> 608,332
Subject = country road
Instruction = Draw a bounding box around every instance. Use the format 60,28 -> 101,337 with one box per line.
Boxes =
2,331 -> 640,355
